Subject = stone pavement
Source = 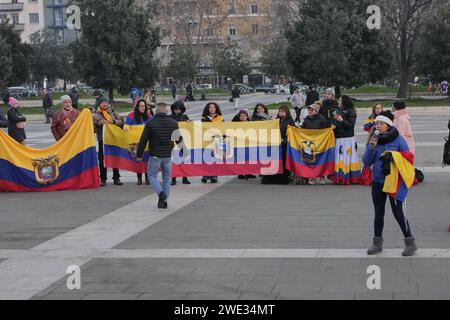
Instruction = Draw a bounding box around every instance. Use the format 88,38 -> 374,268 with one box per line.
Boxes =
0,115 -> 449,300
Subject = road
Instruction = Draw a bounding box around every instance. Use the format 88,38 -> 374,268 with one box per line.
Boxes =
1,107 -> 450,300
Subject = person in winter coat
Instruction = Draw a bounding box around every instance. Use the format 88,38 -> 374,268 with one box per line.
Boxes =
93,89 -> 104,109
363,110 -> 418,257
124,99 -> 152,186
232,110 -> 257,181
51,95 -> 81,141
201,102 -> 224,184
69,87 -> 80,109
7,97 -> 27,144
93,97 -> 124,186
306,85 -> 320,106
232,86 -> 241,111
0,107 -> 8,128
331,95 -> 360,185
392,101 -> 415,154
185,83 -> 195,102
170,100 -> 191,186
136,103 -> 182,209
42,89 -> 54,124
290,87 -> 306,125
321,88 -> 339,126
300,102 -> 330,185
261,106 -> 295,185
252,103 -> 272,121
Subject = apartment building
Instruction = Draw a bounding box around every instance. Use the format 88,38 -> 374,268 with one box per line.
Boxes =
0,0 -> 44,43
42,0 -> 78,46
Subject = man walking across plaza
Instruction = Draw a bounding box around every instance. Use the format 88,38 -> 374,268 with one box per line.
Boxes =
42,89 -> 54,124
51,95 -> 81,141
136,103 -> 182,209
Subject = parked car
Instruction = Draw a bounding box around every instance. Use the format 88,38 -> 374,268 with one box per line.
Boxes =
273,84 -> 290,94
196,84 -> 213,90
8,87 -> 30,99
255,85 -> 276,94
26,88 -> 38,96
233,83 -> 254,93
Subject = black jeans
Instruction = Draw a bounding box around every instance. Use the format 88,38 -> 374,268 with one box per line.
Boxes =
372,182 -> 412,238
98,141 -> 120,181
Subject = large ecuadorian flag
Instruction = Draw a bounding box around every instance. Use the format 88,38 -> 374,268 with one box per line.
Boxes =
0,109 -> 100,192
103,120 -> 283,177
286,126 -> 336,178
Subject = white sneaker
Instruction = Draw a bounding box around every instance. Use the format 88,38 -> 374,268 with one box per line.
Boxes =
320,178 -> 326,185
308,179 -> 317,185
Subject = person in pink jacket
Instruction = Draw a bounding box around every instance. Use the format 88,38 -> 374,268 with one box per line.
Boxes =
393,101 -> 415,154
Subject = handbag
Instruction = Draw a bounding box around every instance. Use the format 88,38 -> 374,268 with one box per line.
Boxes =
229,97 -> 234,103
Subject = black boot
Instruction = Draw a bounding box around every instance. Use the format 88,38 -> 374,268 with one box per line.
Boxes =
114,179 -> 123,186
145,174 -> 150,185
158,192 -> 168,209
137,175 -> 142,186
182,177 -> 191,185
171,178 -> 177,186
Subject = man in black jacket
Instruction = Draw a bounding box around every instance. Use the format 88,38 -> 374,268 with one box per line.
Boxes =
305,85 -> 320,106
136,102 -> 181,209
42,89 -> 53,124
170,100 -> 191,186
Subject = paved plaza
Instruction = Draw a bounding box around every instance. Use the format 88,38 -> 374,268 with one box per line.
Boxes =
1,99 -> 450,300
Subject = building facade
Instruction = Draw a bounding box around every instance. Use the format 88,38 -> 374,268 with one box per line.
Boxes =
43,0 -> 78,46
0,0 -> 45,43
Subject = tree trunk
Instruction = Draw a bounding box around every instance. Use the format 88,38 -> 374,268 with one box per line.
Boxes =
397,68 -> 410,99
108,83 -> 114,104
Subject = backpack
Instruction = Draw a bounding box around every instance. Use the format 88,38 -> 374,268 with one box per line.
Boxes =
443,133 -> 450,167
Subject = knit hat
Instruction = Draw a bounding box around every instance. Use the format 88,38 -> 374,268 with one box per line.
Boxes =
97,96 -> 109,106
93,89 -> 103,97
60,95 -> 72,103
8,97 -> 18,106
238,109 -> 249,117
307,104 -> 321,113
376,110 -> 395,127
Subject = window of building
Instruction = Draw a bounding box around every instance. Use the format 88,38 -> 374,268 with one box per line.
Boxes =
252,24 -> 259,34
29,13 -> 39,24
54,8 -> 64,26
30,33 -> 40,45
12,0 -> 18,4
56,30 -> 64,46
251,3 -> 258,14
206,28 -> 214,36
229,25 -> 236,37
29,0 -> 39,4
228,1 -> 236,14
11,14 -> 19,25
0,14 -> 7,23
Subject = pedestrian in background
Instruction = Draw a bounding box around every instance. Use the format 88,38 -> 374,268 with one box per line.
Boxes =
306,85 -> 320,106
93,89 -> 103,109
363,111 -> 417,257
171,81 -> 177,100
7,97 -> 27,145
232,85 -> 241,111
42,88 -> 54,124
0,105 -> 9,128
69,87 -> 79,109
290,87 -> 306,126
51,95 -> 80,141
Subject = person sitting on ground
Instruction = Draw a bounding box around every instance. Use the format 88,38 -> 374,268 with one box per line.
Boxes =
201,102 -> 224,184
7,97 -> 27,145
252,103 -> 272,121
51,95 -> 81,141
124,99 -> 152,186
170,100 -> 192,186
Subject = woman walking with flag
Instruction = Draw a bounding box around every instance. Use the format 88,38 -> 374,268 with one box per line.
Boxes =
363,111 -> 418,256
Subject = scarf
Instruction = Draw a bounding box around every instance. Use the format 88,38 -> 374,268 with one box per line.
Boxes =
375,127 -> 399,145
97,108 -> 113,123
208,115 -> 224,123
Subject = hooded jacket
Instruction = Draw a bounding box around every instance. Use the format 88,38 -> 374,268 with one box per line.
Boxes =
7,106 -> 27,142
362,127 -> 410,185
394,108 -> 415,154
170,101 -> 190,122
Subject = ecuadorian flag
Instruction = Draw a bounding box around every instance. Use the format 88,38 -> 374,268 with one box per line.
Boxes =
103,120 -> 283,177
286,126 -> 336,178
0,109 -> 99,192
103,125 -> 149,174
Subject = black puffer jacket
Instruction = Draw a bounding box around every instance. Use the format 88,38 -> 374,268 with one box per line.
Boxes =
306,90 -> 320,106
7,106 -> 27,142
320,99 -> 338,125
0,108 -> 8,128
137,113 -> 180,158
302,114 -> 329,129
279,117 -> 296,145
333,107 -> 357,139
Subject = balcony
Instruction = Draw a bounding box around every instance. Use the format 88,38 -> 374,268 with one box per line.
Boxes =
0,3 -> 24,11
12,23 -> 24,32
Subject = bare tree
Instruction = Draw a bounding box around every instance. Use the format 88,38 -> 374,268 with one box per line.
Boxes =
383,0 -> 440,98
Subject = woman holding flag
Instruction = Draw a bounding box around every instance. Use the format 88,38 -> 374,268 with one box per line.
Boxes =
201,102 -> 224,184
124,99 -> 152,185
363,111 -> 418,257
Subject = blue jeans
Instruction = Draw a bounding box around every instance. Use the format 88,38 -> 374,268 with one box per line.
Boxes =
148,157 -> 172,199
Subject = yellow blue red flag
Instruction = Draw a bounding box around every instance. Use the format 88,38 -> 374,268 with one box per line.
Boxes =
286,126 -> 336,178
0,109 -> 99,192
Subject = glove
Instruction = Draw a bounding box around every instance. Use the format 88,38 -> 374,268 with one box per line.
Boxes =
380,153 -> 393,176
